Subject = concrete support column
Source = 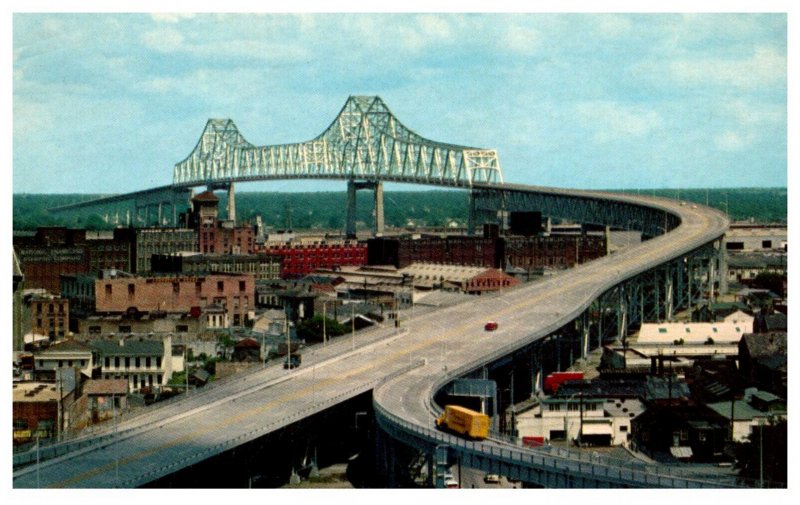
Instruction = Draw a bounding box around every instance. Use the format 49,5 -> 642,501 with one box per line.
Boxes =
617,286 -> 628,341
227,183 -> 236,224
719,238 -> 728,295
157,202 -> 163,226
665,267 -> 674,320
374,181 -> 384,236
346,179 -> 357,238
467,190 -> 477,235
580,312 -> 589,359
434,445 -> 449,488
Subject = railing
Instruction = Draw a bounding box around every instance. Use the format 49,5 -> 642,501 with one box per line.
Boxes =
373,400 -> 740,488
113,359 -> 426,488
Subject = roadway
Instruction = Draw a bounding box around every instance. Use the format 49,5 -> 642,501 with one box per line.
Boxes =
14,190 -> 728,488
372,191 -> 730,486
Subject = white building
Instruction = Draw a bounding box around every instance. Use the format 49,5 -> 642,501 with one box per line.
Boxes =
515,396 -> 645,448
33,340 -> 97,378
636,310 -> 754,346
90,334 -> 173,392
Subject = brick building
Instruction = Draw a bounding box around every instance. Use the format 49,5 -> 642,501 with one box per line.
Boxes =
191,191 -> 256,255
260,241 -> 368,279
94,273 -> 255,327
29,293 -> 70,340
151,252 -> 281,280
135,228 -> 198,274
13,382 -> 60,444
367,233 -> 607,271
15,237 -> 86,293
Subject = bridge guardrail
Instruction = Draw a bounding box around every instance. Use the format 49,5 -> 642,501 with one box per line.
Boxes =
374,399 -> 740,488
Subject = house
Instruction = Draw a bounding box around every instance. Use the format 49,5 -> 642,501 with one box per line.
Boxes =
32,339 -> 98,381
83,379 -> 128,425
232,337 -> 261,362
738,332 -> 787,398
90,334 -> 173,393
704,388 -> 786,442
631,401 -> 728,463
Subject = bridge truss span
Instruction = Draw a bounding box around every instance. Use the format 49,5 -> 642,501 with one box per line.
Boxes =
173,96 -> 503,188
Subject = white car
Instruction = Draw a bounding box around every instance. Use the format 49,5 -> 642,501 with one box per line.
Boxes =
444,477 -> 459,488
483,473 -> 501,484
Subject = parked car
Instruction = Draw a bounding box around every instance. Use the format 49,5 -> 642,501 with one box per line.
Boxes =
483,473 -> 500,484
444,477 -> 459,488
484,321 -> 498,331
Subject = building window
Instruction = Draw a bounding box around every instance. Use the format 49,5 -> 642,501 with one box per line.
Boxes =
698,431 -> 707,442
119,325 -> 131,333
89,326 -> 101,334
239,280 -> 246,292
176,324 -> 189,333
217,281 -> 224,292
125,357 -> 130,369
146,357 -> 151,368
115,357 -> 120,368
156,357 -> 162,368
762,240 -> 772,249
105,284 -> 113,296
135,357 -> 141,368
105,357 -> 110,368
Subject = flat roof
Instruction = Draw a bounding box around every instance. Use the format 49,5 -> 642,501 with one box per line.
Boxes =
12,382 -> 60,402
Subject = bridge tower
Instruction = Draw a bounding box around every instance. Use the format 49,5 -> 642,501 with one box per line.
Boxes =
346,180 -> 385,238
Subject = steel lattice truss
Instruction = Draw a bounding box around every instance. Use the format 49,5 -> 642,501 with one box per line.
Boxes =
173,96 -> 503,188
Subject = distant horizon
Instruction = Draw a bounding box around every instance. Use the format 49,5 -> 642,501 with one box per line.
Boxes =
11,185 -> 789,196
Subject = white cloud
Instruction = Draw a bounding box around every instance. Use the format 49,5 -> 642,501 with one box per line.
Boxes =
595,15 -> 632,38
150,13 -> 196,24
714,131 -> 754,152
140,28 -> 185,52
670,46 -> 785,89
502,24 -> 542,54
573,101 -> 664,143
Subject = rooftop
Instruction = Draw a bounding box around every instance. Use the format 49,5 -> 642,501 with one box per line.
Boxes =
12,382 -> 60,402
90,339 -> 164,357
83,379 -> 128,396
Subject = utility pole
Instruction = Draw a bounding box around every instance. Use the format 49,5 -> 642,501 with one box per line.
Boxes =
322,301 -> 327,346
351,304 -> 355,351
759,420 -> 764,488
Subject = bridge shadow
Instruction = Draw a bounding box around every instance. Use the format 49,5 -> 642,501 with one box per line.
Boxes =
141,392 -> 379,488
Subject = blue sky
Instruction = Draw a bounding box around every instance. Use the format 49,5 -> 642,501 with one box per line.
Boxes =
11,10 -> 789,194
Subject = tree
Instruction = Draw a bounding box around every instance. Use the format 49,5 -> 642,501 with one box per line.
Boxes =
296,315 -> 346,344
733,418 -> 787,487
215,332 -> 236,360
751,272 -> 786,298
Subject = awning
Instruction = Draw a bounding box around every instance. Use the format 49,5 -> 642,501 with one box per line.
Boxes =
670,446 -> 693,459
580,422 -> 613,436
23,333 -> 49,344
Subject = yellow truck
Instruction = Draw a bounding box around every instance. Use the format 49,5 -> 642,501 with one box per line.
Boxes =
435,405 -> 490,440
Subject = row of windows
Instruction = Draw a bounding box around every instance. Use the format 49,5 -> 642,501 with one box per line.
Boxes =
547,403 -> 599,412
104,356 -> 162,369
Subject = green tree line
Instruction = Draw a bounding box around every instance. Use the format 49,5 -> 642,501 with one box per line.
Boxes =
13,188 -> 787,231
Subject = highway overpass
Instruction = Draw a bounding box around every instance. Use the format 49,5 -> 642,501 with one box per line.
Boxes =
14,187 -> 730,488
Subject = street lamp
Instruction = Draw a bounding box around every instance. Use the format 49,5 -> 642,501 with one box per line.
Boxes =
322,300 -> 327,346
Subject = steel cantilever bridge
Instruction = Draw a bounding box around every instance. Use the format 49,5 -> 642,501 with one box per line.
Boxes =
26,96 -> 731,488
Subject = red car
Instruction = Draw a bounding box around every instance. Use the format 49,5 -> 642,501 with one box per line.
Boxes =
484,321 -> 498,331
